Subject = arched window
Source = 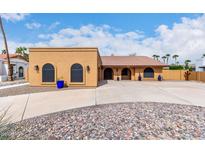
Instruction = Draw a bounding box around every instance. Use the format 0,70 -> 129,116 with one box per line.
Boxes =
121,68 -> 131,80
104,68 -> 113,80
71,63 -> 83,82
18,66 -> 24,78
42,63 -> 55,82
144,67 -> 154,78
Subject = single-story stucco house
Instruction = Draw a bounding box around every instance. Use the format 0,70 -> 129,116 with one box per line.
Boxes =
0,54 -> 28,82
29,47 -> 168,87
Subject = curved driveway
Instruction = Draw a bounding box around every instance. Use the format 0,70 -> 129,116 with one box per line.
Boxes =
0,81 -> 205,122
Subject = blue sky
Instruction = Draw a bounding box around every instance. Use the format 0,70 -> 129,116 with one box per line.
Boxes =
0,13 -> 205,63
3,13 -> 200,41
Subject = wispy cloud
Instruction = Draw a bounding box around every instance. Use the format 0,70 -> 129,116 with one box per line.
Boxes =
25,22 -> 42,29
0,13 -> 29,22
48,21 -> 60,30
34,14 -> 205,63
2,14 -> 205,63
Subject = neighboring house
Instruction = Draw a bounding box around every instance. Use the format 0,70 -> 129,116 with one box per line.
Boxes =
195,58 -> 205,72
0,54 -> 28,82
29,47 -> 168,87
0,58 -> 5,81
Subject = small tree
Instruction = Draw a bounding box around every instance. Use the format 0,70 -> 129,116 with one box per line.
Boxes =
184,59 -> 191,70
202,54 -> 205,58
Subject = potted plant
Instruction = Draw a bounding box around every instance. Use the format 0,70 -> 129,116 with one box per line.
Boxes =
56,76 -> 64,89
158,75 -> 162,81
138,73 -> 142,81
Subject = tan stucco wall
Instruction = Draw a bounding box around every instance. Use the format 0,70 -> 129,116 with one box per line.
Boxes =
102,66 -> 163,81
29,48 -> 173,86
29,48 -> 100,87
198,72 -> 205,82
25,67 -> 29,81
134,66 -> 163,80
190,71 -> 205,82
97,53 -> 102,82
162,70 -> 187,80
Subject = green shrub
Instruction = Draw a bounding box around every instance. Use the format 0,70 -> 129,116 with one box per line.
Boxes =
169,65 -> 184,70
188,67 -> 193,71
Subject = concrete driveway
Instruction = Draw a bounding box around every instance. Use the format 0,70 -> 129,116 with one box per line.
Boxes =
1,81 -> 205,122
96,81 -> 205,106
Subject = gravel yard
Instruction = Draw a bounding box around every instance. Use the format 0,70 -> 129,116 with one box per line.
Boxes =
0,80 -> 27,87
0,85 -> 63,97
1,102 -> 205,140
0,85 -> 89,97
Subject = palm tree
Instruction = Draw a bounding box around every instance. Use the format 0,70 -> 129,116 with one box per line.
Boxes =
16,46 -> 29,61
161,56 -> 166,63
184,59 -> 191,70
16,47 -> 27,55
1,49 -> 6,54
155,55 -> 160,61
172,54 -> 179,65
0,16 -> 13,81
152,54 -> 157,60
166,54 -> 170,64
185,59 -> 191,64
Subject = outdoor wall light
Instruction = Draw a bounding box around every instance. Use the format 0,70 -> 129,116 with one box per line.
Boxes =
87,65 -> 90,72
34,65 -> 39,72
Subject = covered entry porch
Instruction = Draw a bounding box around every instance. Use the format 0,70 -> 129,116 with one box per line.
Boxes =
101,66 -> 160,81
102,66 -> 134,80
100,56 -> 167,81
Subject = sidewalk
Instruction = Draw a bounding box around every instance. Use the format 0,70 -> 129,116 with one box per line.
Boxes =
0,89 -> 96,122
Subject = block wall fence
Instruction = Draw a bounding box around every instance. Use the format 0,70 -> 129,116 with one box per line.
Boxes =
189,72 -> 205,82
162,70 -> 205,82
162,70 -> 187,80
